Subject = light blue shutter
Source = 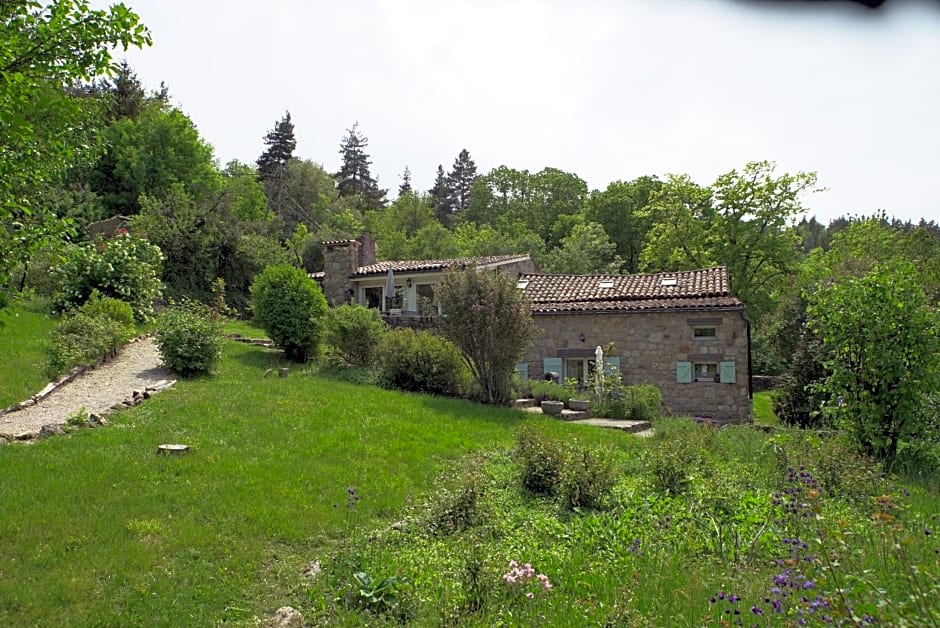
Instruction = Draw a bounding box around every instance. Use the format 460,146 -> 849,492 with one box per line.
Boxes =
514,363 -> 529,382
719,361 -> 736,384
676,361 -> 692,383
604,356 -> 621,378
543,357 -> 563,382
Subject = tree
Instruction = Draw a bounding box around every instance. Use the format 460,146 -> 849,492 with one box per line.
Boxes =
585,176 -> 661,273
334,122 -> 386,211
544,222 -> 623,275
107,59 -> 146,120
639,173 -> 716,271
0,0 -> 150,306
437,267 -> 539,405
808,263 -> 940,470
447,149 -> 477,212
430,164 -> 454,225
398,166 -> 412,196
256,111 -> 296,219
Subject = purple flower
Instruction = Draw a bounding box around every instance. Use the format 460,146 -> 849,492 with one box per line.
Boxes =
751,605 -> 763,615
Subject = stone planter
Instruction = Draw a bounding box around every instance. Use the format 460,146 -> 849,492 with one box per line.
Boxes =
540,400 -> 564,416
568,399 -> 591,412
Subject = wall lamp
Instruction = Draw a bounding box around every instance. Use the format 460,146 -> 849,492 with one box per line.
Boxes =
406,278 -> 413,288
579,333 -> 586,343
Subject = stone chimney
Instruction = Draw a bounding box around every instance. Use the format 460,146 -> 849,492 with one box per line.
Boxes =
356,231 -> 377,267
321,239 -> 360,306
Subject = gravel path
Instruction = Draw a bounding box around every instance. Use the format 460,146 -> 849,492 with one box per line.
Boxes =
0,337 -> 174,440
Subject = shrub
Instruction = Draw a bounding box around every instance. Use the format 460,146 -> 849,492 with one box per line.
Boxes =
80,292 -> 135,329
155,300 -> 223,376
52,234 -> 164,322
594,383 -> 662,421
250,264 -> 328,362
515,425 -> 566,496
561,443 -> 617,510
377,328 -> 469,397
46,311 -> 132,378
426,465 -> 486,535
525,379 -> 574,405
645,422 -> 709,494
327,304 -> 388,366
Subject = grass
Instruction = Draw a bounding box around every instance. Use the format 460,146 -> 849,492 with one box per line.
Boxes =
752,390 -> 778,425
221,317 -> 268,338
0,298 -> 57,408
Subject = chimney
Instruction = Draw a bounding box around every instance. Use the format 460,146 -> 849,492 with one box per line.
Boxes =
321,239 -> 360,306
357,231 -> 377,267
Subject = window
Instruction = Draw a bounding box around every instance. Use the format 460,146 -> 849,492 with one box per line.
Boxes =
416,284 -> 436,315
598,279 -> 614,289
693,362 -> 719,382
661,277 -> 677,286
564,358 -> 596,387
363,287 -> 382,309
693,326 -> 717,339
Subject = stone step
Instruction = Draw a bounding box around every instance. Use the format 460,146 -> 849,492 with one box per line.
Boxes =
568,418 -> 652,434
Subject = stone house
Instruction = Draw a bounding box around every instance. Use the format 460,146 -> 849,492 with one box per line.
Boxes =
316,237 -> 751,423
517,267 -> 752,423
314,233 -> 537,315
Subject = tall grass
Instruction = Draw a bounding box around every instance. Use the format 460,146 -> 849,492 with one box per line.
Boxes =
0,298 -> 56,408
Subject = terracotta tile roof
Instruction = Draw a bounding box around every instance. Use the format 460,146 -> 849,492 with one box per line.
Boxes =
322,238 -> 359,247
353,254 -> 531,277
519,267 -> 743,313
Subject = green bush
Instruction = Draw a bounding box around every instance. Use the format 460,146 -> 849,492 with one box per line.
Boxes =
250,264 -> 328,362
425,465 -> 486,535
79,292 -> 135,329
645,421 -> 709,494
377,328 -> 469,397
155,300 -> 223,376
46,311 -> 132,378
594,383 -> 662,421
52,234 -> 164,322
515,425 -> 566,496
327,304 -> 388,366
523,379 -> 574,405
561,443 -> 617,510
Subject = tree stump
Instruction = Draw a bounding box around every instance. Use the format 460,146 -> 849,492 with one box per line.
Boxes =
278,368 -> 289,378
156,444 -> 189,455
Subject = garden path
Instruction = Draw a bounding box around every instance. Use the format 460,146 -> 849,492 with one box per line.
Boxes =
0,337 -> 173,441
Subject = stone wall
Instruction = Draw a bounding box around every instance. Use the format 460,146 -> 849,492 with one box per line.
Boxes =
322,240 -> 359,306
524,308 -> 752,423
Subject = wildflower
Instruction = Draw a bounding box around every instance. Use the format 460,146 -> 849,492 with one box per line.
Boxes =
525,592 -> 534,599
751,606 -> 763,615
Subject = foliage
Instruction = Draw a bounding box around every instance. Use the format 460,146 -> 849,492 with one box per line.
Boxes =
350,571 -> 412,618
0,0 -> 150,307
0,298 -> 58,407
542,221 -> 623,275
438,267 -> 540,405
516,379 -> 573,405
424,464 -> 486,535
52,234 -> 163,321
447,148 -> 478,212
645,420 -> 708,494
376,328 -> 469,397
515,425 -> 566,496
561,444 -> 617,510
250,264 -> 328,362
808,262 -> 940,469
593,382 -> 662,421
46,308 -> 132,378
154,300 -> 222,376
585,176 -> 662,273
79,291 -> 135,328
326,304 -> 387,367
334,122 -> 386,211
256,110 -> 296,221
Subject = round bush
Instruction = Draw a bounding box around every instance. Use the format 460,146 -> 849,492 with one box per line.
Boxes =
377,328 -> 469,397
154,300 -> 223,376
327,304 -> 388,366
79,292 -> 136,329
250,264 -> 328,362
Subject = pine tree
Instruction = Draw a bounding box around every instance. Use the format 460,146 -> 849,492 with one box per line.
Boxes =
256,111 -> 297,219
109,60 -> 146,120
430,164 -> 453,225
447,148 -> 477,212
335,122 -> 387,210
398,166 -> 412,196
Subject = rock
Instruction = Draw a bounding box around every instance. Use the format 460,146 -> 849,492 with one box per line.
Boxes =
301,560 -> 322,579
35,382 -> 57,398
15,431 -> 38,441
540,400 -> 565,416
111,403 -> 125,411
87,413 -> 102,427
391,521 -> 404,531
157,444 -> 189,455
142,391 -> 151,400
39,424 -> 65,438
271,606 -> 304,628
18,399 -> 35,409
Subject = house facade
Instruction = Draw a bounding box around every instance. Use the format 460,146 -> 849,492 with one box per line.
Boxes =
518,267 -> 752,423
316,237 -> 751,423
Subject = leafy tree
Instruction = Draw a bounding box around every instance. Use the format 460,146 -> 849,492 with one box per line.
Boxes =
544,222 -> 623,275
280,158 -> 340,236
91,101 -> 221,214
256,111 -> 296,220
438,267 -> 539,405
430,164 -> 454,225
250,264 -> 328,362
220,160 -> 268,222
0,0 -> 150,306
640,174 -> 716,271
447,149 -> 477,212
335,122 -> 386,211
398,166 -> 412,196
585,176 -> 661,273
808,263 -> 940,469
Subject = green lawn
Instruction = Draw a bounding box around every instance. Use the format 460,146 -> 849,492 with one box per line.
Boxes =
0,299 -> 57,408
752,390 -> 777,425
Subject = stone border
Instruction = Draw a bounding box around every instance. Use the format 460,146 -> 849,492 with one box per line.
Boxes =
225,333 -> 275,348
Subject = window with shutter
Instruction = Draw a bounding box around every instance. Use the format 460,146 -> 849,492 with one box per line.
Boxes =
676,361 -> 692,383
604,356 -> 620,377
719,361 -> 736,384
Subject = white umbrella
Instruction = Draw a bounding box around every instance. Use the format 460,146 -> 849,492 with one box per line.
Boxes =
385,267 -> 395,311
594,345 -> 604,398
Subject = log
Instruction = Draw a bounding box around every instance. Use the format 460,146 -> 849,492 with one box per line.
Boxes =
156,444 -> 189,455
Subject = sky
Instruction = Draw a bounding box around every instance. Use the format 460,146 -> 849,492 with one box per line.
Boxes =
101,0 -> 940,223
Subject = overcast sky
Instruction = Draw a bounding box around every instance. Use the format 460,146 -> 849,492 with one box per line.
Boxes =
103,0 -> 939,223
